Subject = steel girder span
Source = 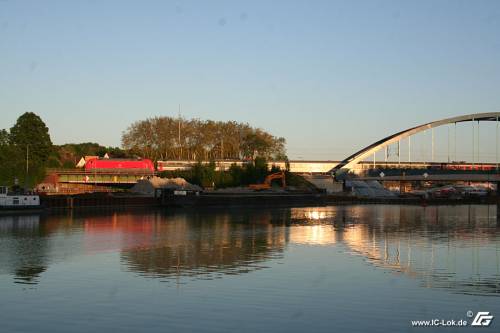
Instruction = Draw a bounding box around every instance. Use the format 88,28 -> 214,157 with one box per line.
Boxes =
330,112 -> 500,177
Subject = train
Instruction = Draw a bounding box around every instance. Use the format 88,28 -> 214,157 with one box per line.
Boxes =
84,158 -> 155,172
440,162 -> 498,171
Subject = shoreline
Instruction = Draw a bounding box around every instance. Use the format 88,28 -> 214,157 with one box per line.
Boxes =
1,192 -> 498,216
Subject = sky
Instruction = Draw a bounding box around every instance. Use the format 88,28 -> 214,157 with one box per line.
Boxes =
1,0 -> 500,160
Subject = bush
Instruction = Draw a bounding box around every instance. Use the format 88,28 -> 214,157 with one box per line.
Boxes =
158,158 -> 275,189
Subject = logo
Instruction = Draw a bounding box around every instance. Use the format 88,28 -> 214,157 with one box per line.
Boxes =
471,312 -> 494,327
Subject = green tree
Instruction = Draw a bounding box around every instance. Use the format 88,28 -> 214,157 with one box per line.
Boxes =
8,112 -> 53,186
0,131 -> 22,186
122,116 -> 287,162
10,112 -> 52,162
0,129 -> 9,145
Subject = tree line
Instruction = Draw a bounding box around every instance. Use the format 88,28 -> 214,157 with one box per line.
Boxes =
121,116 -> 287,162
0,113 -> 289,188
0,113 -> 126,186
51,142 -> 129,169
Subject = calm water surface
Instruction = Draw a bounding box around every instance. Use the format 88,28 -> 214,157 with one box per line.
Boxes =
1,205 -> 499,332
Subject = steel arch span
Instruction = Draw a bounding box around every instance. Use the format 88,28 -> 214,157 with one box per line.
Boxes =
330,112 -> 500,177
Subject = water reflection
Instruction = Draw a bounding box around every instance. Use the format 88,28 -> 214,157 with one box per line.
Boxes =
291,205 -> 500,296
119,211 -> 287,280
0,205 -> 499,296
0,215 -> 48,284
333,205 -> 500,296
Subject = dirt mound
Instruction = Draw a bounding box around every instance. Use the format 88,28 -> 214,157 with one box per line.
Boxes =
131,177 -> 202,196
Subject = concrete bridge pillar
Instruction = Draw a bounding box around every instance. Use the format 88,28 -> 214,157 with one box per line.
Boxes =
497,203 -> 500,227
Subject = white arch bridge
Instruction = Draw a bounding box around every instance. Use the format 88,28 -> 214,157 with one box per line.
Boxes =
330,112 -> 500,178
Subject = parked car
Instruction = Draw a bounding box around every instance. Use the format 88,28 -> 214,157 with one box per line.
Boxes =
454,185 -> 489,197
427,186 -> 459,199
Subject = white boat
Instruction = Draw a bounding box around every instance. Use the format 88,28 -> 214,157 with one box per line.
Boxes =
0,186 -> 41,210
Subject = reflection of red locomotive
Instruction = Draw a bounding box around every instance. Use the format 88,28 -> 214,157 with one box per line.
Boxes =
84,158 -> 155,172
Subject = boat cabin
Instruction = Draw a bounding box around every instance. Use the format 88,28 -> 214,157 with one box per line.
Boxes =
0,186 -> 40,207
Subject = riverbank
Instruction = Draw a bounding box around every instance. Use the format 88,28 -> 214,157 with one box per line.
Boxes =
163,192 -> 496,207
1,192 -> 497,215
30,192 -> 500,211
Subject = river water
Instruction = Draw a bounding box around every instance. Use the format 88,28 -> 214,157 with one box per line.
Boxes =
0,205 -> 499,332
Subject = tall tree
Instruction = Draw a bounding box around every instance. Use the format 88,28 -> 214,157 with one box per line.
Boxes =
10,112 -> 53,163
0,129 -> 9,146
122,116 -> 287,162
0,129 -> 19,186
8,112 -> 53,186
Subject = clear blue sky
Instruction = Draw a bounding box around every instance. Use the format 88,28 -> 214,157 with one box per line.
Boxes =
1,0 -> 500,160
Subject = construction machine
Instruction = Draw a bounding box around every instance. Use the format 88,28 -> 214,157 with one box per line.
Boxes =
249,171 -> 286,190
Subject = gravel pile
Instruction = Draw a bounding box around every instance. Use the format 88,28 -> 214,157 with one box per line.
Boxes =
131,177 -> 202,196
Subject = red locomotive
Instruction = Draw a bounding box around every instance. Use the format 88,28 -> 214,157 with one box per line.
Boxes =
84,158 -> 155,172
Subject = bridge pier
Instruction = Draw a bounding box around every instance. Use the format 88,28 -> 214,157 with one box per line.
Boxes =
497,202 -> 500,227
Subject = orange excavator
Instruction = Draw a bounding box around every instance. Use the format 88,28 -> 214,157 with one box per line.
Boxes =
249,171 -> 286,190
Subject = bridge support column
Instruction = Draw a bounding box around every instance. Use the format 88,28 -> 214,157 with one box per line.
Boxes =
431,128 -> 435,162
398,140 -> 401,165
497,201 -> 500,227
66,196 -> 74,210
497,116 -> 499,170
472,118 -> 475,167
454,122 -> 457,162
408,136 -> 411,163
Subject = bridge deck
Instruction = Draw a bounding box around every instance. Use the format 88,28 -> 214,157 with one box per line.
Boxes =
50,170 -> 156,185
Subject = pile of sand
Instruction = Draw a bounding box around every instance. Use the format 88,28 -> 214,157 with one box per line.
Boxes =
131,177 -> 202,196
